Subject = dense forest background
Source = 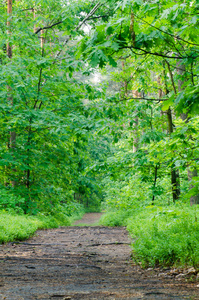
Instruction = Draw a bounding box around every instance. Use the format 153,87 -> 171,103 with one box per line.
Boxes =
0,0 -> 199,268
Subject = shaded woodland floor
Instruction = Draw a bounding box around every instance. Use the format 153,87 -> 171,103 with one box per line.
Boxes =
0,213 -> 198,299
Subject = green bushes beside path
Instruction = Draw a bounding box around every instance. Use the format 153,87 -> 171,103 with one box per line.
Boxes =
100,205 -> 199,269
0,212 -> 71,244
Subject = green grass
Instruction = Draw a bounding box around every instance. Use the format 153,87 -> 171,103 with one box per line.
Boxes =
127,205 -> 199,269
99,210 -> 131,227
0,212 -> 71,244
100,205 -> 199,269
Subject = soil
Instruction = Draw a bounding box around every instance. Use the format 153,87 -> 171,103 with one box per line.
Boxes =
0,213 -> 198,300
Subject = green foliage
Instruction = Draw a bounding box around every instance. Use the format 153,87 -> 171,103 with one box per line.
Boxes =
0,186 -> 25,213
77,0 -> 199,268
100,205 -> 199,268
127,206 -> 199,268
0,211 -> 71,244
99,210 -> 131,227
0,0 -> 198,274
0,0 -> 109,216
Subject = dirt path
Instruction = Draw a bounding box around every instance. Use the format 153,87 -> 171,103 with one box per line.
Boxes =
0,213 -> 198,300
73,212 -> 103,226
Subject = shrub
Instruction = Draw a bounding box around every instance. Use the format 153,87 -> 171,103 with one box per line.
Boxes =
0,187 -> 25,213
126,205 -> 199,268
99,210 -> 131,226
0,211 -> 71,244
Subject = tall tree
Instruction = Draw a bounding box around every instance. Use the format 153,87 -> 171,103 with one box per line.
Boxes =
7,0 -> 16,187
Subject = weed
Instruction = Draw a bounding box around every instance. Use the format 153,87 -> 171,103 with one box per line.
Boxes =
0,212 -> 71,244
126,205 -> 199,268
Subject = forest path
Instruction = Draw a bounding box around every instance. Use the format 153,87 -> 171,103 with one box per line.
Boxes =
0,213 -> 198,300
73,212 -> 103,226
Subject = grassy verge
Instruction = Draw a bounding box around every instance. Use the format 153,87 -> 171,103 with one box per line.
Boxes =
99,210 -> 131,227
0,212 -> 71,244
99,205 -> 199,269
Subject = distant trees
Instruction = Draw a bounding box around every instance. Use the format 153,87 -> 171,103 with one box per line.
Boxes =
0,0 -> 109,213
77,0 -> 199,205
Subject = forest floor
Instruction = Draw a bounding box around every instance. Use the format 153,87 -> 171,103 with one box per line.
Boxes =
0,213 -> 199,300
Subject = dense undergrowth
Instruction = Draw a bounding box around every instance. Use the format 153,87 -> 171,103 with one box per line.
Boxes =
0,207 -> 84,244
0,212 -> 68,244
100,205 -> 199,269
0,187 -> 85,244
0,207 -> 86,244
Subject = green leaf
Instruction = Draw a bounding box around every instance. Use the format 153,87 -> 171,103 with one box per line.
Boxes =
175,91 -> 185,105
162,98 -> 173,111
108,56 -> 117,67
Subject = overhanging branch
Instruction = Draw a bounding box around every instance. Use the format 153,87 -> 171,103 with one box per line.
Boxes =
35,21 -> 63,34
135,14 -> 199,47
127,46 -> 199,59
55,2 -> 103,59
115,97 -> 167,103
87,15 -> 108,20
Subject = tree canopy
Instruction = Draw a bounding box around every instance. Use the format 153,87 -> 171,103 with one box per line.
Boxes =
0,0 -> 198,217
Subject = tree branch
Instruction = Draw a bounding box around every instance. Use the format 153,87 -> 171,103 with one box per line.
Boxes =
135,14 -> 199,47
115,97 -> 167,103
87,15 -> 108,20
22,8 -> 34,12
35,21 -> 63,34
55,2 -> 103,59
127,46 -> 199,60
34,68 -> 43,109
165,60 -> 177,94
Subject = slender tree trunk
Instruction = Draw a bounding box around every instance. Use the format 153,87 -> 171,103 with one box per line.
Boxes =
166,107 -> 181,202
163,63 -> 180,202
26,125 -> 31,190
157,76 -> 166,132
41,29 -> 44,50
132,91 -> 140,153
33,8 -> 37,33
7,0 -> 16,187
177,61 -> 187,121
7,0 -> 12,58
152,164 -> 159,205
133,116 -> 139,153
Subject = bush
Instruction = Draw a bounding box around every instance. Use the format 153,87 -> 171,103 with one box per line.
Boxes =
0,211 -> 71,244
100,205 -> 199,268
126,205 -> 199,268
99,210 -> 131,226
0,187 -> 25,214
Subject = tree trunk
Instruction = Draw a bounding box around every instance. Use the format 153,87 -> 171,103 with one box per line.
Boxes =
177,60 -> 187,121
163,64 -> 180,202
7,0 -> 16,187
152,164 -> 158,205
132,91 -> 140,153
133,116 -> 139,153
166,107 -> 180,202
7,0 -> 12,58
